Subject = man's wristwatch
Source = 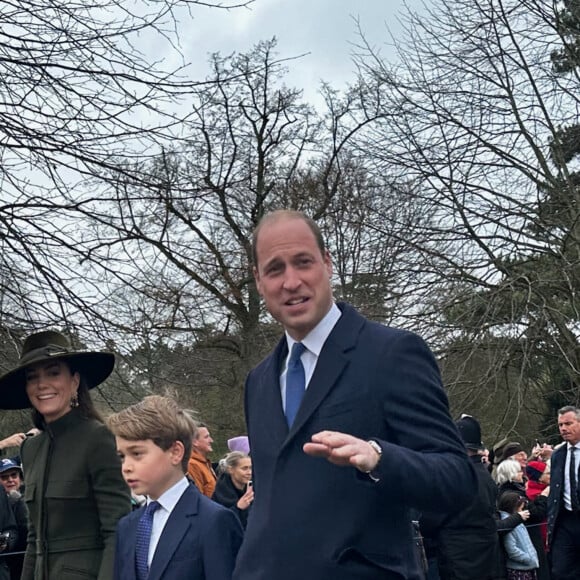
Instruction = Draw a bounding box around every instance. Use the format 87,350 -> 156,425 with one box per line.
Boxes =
365,439 -> 382,481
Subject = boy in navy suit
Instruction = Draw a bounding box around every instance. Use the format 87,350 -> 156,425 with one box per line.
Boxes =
108,395 -> 243,580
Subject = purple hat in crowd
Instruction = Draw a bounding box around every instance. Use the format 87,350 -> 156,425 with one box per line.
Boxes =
227,436 -> 250,455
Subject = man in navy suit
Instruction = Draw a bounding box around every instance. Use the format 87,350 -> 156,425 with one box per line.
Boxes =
108,395 -> 243,580
232,210 -> 477,580
547,405 -> 580,580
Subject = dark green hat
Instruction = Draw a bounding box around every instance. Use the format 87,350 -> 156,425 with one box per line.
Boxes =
0,330 -> 114,410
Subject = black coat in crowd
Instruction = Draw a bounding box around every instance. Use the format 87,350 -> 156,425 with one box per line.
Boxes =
212,474 -> 250,530
0,490 -> 17,580
5,490 -> 27,580
421,455 -> 505,580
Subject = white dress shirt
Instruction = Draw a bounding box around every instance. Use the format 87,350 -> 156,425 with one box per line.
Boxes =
146,476 -> 190,565
563,443 -> 580,511
279,303 -> 341,411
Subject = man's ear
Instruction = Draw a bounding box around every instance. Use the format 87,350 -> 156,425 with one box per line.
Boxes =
254,266 -> 263,296
323,250 -> 333,278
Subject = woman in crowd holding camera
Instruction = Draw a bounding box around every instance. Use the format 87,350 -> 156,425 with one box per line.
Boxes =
0,330 -> 131,580
212,451 -> 253,529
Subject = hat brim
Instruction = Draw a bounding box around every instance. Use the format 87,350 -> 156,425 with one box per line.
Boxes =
0,464 -> 23,475
465,443 -> 485,451
0,352 -> 114,410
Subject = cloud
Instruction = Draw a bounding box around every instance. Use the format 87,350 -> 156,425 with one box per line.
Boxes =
182,0 -> 414,105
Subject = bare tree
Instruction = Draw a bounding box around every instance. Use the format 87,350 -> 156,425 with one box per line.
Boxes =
56,38 -> 402,437
0,5 -> 439,446
353,0 -> 580,439
88,39 -> 375,350
0,0 -> 251,336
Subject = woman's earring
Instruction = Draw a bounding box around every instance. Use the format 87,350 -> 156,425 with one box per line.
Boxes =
70,392 -> 79,408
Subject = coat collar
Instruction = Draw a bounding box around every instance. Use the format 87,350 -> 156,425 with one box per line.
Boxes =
44,407 -> 87,437
257,302 -> 365,447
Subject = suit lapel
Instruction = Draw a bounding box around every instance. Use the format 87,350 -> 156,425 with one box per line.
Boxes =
285,303 -> 364,439
147,485 -> 198,580
122,512 -> 141,579
254,338 -> 292,445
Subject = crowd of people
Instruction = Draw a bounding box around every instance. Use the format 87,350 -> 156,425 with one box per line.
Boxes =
0,209 -> 577,580
1,406 -> 578,580
421,409 -> 580,580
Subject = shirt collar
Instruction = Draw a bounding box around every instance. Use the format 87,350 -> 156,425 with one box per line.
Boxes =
285,302 -> 341,357
147,476 -> 189,513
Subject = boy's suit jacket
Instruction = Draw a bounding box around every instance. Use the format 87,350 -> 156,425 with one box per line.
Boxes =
114,482 -> 243,580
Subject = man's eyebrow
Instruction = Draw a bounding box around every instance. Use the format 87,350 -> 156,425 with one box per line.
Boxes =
263,256 -> 283,269
292,252 -> 314,259
262,251 -> 317,271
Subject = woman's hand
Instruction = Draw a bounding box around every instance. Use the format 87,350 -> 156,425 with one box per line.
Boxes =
236,486 -> 254,510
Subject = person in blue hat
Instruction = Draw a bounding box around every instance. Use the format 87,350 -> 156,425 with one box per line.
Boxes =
0,459 -> 23,496
0,459 -> 27,580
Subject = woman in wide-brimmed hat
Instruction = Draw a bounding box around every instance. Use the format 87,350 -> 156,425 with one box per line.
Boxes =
0,330 -> 131,580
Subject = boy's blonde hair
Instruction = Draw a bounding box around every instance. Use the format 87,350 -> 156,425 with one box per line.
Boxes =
107,395 -> 196,472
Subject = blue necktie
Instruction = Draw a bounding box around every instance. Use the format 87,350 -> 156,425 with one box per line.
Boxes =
285,342 -> 306,427
135,500 -> 160,580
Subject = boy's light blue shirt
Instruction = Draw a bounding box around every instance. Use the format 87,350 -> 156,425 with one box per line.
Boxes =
147,476 -> 189,565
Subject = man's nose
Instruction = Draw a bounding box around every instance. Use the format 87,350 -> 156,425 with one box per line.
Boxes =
282,267 -> 302,290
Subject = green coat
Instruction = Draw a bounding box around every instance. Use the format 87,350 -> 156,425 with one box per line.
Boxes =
20,409 -> 131,580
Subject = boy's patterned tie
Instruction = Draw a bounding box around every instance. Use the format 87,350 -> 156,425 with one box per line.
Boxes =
135,500 -> 160,580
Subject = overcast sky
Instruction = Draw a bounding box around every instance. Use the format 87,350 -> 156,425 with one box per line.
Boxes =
183,0 -> 421,105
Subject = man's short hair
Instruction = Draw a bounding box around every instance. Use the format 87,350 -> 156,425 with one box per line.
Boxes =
251,210 -> 326,267
558,405 -> 580,420
107,395 -> 196,472
193,421 -> 208,440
